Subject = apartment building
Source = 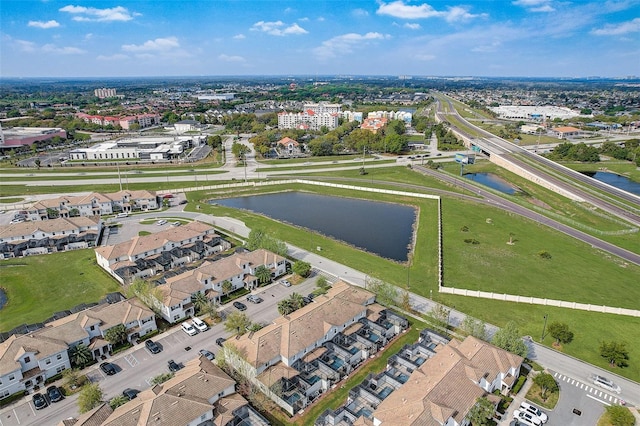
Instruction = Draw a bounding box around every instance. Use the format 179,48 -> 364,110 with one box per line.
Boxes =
223,281 -> 408,415
153,249 -> 289,323
277,103 -> 341,131
0,216 -> 102,258
94,88 -> 117,98
95,221 -> 228,284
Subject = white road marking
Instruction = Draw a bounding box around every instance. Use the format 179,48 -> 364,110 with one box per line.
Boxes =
124,354 -> 138,368
586,393 -> 611,406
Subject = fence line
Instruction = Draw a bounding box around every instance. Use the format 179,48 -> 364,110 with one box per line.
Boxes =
438,286 -> 640,317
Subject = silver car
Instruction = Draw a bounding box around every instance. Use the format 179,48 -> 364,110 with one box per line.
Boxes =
591,375 -> 621,394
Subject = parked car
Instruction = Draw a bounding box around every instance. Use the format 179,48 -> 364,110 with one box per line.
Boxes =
122,388 -> 139,400
233,301 -> 247,311
302,296 -> 312,305
520,402 -> 548,423
156,219 -> 167,225
172,221 -> 181,226
514,409 -> 542,426
168,359 -> 181,372
199,349 -> 215,361
181,321 -> 198,336
307,293 -> 316,300
216,337 -> 226,347
100,362 -> 117,375
145,339 -> 161,354
280,279 -> 291,287
191,317 -> 208,332
33,392 -> 48,410
591,375 -> 621,393
46,385 -> 63,403
246,295 -> 263,304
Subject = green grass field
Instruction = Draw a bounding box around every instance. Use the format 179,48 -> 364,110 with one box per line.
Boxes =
0,249 -> 121,331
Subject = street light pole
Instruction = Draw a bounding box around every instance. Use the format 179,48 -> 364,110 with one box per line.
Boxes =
541,314 -> 548,341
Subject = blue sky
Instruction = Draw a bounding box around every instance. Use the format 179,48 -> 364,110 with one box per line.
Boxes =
1,0 -> 639,78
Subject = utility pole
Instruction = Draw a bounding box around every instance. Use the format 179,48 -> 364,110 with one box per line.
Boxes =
541,314 -> 548,341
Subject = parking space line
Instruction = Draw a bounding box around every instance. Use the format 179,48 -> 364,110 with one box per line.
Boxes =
15,407 -> 23,424
124,353 -> 138,368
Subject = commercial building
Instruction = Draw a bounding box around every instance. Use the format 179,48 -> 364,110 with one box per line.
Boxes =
75,112 -> 160,130
0,125 -> 67,150
68,136 -> 197,161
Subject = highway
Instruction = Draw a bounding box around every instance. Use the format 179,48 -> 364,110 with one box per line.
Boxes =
435,97 -> 640,227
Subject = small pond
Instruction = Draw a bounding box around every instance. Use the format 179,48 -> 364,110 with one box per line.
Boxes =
463,172 -> 518,195
211,192 -> 416,262
0,288 -> 6,310
580,171 -> 640,195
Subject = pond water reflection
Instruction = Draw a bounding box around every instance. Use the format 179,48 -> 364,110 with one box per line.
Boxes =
212,192 -> 416,262
580,171 -> 640,195
463,173 -> 518,194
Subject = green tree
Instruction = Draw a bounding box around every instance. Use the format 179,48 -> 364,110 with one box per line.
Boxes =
224,311 -> 251,335
465,396 -> 495,425
126,279 -> 162,310
600,341 -> 629,368
69,343 -> 92,368
109,395 -> 129,410
292,260 -> 311,278
400,289 -> 412,312
277,299 -> 295,316
533,373 -> 558,401
461,316 -> 487,340
548,322 -> 574,346
254,265 -> 271,285
46,208 -> 60,219
428,304 -> 450,328
62,368 -> 81,389
245,228 -> 288,256
366,278 -> 398,306
289,293 -> 305,310
605,405 -> 635,426
77,383 -> 103,413
221,280 -> 233,296
104,324 -> 128,346
491,321 -> 528,357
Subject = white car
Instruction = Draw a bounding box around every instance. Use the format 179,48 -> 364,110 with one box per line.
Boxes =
514,409 -> 542,426
191,317 -> 208,332
520,402 -> 548,423
156,220 -> 167,225
591,375 -> 621,394
280,279 -> 291,287
181,321 -> 198,336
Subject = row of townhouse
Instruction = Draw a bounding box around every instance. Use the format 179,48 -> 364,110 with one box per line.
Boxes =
0,216 -> 101,258
95,221 -> 230,284
153,248 -> 289,323
75,113 -> 160,130
25,190 -> 159,221
222,281 -> 408,415
60,355 -> 269,426
0,298 -> 156,397
371,334 -> 523,426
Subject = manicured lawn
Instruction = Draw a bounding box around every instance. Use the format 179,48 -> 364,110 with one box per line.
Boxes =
0,249 -> 121,332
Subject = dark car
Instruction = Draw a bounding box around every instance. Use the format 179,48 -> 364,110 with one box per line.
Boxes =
302,296 -> 312,305
233,301 -> 247,311
216,337 -> 226,347
199,349 -> 215,361
100,362 -> 117,375
122,388 -> 139,400
307,293 -> 316,300
168,359 -> 181,372
145,339 -> 161,354
33,392 -> 48,410
46,385 -> 63,403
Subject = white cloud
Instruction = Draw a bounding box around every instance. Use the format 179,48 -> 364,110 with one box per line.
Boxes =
250,21 -> 308,36
377,1 -> 486,22
317,16 -> 325,22
233,34 -> 246,40
41,44 -> 85,54
512,0 -> 555,12
404,23 -> 421,30
84,33 -> 93,40
15,39 -> 37,52
471,40 -> 503,52
218,54 -> 245,62
97,53 -> 129,61
415,53 -> 436,60
59,5 -> 139,22
28,20 -> 60,29
122,37 -> 180,52
299,17 -> 309,22
313,32 -> 390,60
352,8 -> 369,17
592,17 -> 640,35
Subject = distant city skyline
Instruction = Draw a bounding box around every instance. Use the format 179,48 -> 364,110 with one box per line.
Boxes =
1,0 -> 639,78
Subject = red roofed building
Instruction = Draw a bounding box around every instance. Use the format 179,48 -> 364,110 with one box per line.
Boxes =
276,137 -> 302,157
361,117 -> 388,134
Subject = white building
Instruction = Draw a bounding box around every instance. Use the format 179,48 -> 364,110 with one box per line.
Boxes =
94,88 -> 117,98
69,136 -> 192,161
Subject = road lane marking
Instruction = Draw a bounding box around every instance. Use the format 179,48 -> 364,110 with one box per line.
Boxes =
124,354 -> 138,367
587,393 -> 611,406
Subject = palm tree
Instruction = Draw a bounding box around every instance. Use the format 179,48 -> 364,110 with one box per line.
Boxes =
69,343 -> 92,368
254,265 -> 271,286
289,293 -> 305,310
277,299 -> 294,316
192,292 -> 209,315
